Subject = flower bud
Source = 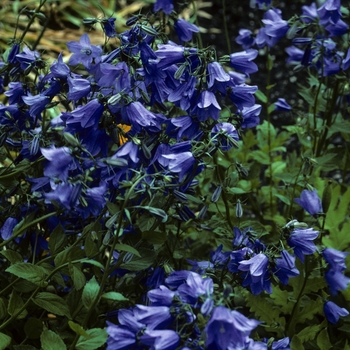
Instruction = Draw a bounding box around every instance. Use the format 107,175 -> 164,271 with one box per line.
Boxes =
211,186 -> 222,203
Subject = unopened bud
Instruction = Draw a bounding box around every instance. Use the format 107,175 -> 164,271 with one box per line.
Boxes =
236,199 -> 243,218
211,186 -> 222,203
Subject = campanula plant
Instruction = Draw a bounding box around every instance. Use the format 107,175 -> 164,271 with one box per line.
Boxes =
0,0 -> 349,349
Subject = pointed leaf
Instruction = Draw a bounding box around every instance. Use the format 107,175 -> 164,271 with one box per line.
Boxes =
75,328 -> 108,350
6,263 -> 47,287
0,332 -> 11,350
82,276 -> 100,309
49,225 -> 67,255
68,321 -> 90,338
0,250 -> 22,264
114,244 -> 141,257
40,329 -> 66,350
101,292 -> 129,301
33,293 -> 71,318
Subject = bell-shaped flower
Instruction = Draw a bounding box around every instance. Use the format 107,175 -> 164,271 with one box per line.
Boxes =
45,183 -> 82,210
261,9 -> 289,47
325,269 -> 350,296
294,189 -> 323,216
229,84 -> 257,110
326,19 -> 349,36
274,250 -> 300,285
301,2 -> 318,23
147,285 -> 175,306
102,17 -> 117,38
140,329 -> 179,350
324,301 -> 349,324
67,34 -> 102,68
163,151 -> 196,182
230,49 -> 258,75
287,227 -> 319,262
5,82 -> 25,105
275,98 -> 291,111
67,76 -> 91,101
16,46 -> 41,70
153,0 -> 174,14
134,305 -> 172,330
0,217 -> 18,240
22,94 -> 50,118
240,104 -> 261,128
205,306 -> 260,349
317,0 -> 341,24
41,146 -> 75,181
121,101 -> 161,133
236,29 -> 255,50
192,90 -> 221,121
174,19 -> 199,43
62,98 -> 104,132
323,248 -> 350,272
207,61 -> 230,89
50,53 -> 70,79
211,122 -> 239,151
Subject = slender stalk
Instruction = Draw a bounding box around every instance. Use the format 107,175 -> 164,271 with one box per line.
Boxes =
222,0 -> 231,54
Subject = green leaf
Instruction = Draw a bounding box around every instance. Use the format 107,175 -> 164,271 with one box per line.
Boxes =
6,263 -> 47,287
82,276 -> 100,309
297,323 -> 323,343
75,328 -> 108,350
69,263 -> 86,291
33,293 -> 71,318
0,249 -> 22,264
317,329 -> 332,350
68,321 -> 90,339
49,225 -> 67,255
120,248 -> 157,271
291,335 -> 304,350
13,345 -> 38,350
84,232 -> 99,258
40,329 -> 66,350
294,298 -> 323,325
255,89 -> 268,103
0,298 -> 7,320
101,292 -> 129,301
114,244 -> 141,257
54,246 -> 85,268
270,285 -> 293,314
142,230 -> 167,244
8,291 -> 27,319
0,332 -> 11,350
79,259 -> 104,269
250,150 -> 270,165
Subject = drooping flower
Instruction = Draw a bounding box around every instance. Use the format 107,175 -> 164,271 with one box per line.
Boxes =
67,76 -> 91,101
236,29 -> 255,50
67,34 -> 102,68
22,94 -> 50,118
301,2 -> 318,23
275,98 -> 292,111
274,250 -> 300,285
174,19 -> 199,43
45,183 -> 82,210
238,253 -> 272,295
50,52 -> 70,79
140,329 -> 179,350
324,301 -> 349,324
323,248 -> 350,272
325,269 -> 350,295
0,217 -> 18,240
154,0 -> 174,14
294,189 -> 323,216
317,0 -> 341,25
192,90 -> 221,121
205,306 -> 261,349
261,9 -> 289,47
102,17 -> 117,38
41,146 -> 75,181
230,49 -> 258,75
121,101 -> 161,133
287,227 -> 319,262
207,61 -> 230,89
211,122 -> 239,151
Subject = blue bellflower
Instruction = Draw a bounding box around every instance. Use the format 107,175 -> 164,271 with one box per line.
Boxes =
174,19 -> 199,43
317,0 -> 341,25
275,98 -> 292,111
154,0 -> 174,14
205,306 -> 261,349
294,189 -> 323,216
324,301 -> 349,324
287,227 -> 319,262
0,217 -> 18,240
274,250 -> 300,285
230,49 -> 258,75
67,34 -> 102,69
211,122 -> 239,151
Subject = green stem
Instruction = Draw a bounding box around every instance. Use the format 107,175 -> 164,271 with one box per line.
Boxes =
222,0 -> 231,53
69,173 -> 149,350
